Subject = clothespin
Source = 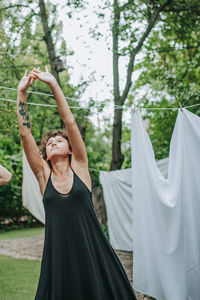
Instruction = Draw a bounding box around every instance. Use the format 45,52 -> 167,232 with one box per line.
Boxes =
179,102 -> 183,112
132,103 -> 136,112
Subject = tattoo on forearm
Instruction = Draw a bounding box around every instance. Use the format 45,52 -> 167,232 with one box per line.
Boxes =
18,100 -> 31,129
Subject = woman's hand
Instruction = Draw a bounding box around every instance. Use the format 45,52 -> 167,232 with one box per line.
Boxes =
18,70 -> 36,92
0,164 -> 12,186
29,67 -> 56,86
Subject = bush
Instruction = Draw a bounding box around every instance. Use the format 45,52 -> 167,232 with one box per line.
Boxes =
0,149 -> 38,229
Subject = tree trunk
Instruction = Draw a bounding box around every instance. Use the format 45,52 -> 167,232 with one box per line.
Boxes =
110,0 -> 172,171
39,0 -> 64,128
39,0 -> 61,87
110,0 -> 124,170
110,108 -> 124,170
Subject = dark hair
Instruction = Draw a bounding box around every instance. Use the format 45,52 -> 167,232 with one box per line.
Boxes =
40,130 -> 72,169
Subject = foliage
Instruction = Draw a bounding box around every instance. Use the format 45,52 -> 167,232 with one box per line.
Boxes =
0,0 -> 113,224
133,0 -> 200,159
66,0 -> 200,169
0,148 -> 39,227
121,123 -> 131,169
1,0 -> 200,222
101,224 -> 109,240
0,150 -> 22,221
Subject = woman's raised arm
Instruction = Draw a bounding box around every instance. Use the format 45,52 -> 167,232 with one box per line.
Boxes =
29,68 -> 88,166
17,71 -> 47,181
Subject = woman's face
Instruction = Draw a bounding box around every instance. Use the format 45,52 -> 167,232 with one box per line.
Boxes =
46,135 -> 71,161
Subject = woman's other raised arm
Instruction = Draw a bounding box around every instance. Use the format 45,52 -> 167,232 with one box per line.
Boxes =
17,71 -> 47,182
29,68 -> 88,166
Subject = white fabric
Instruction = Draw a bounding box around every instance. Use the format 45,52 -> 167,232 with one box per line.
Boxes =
156,157 -> 169,179
99,169 -> 133,251
22,150 -> 45,224
131,108 -> 200,300
99,159 -> 168,251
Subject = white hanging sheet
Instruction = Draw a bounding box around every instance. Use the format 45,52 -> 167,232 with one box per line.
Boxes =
22,150 -> 45,224
99,158 -> 168,251
99,169 -> 133,251
131,108 -> 200,300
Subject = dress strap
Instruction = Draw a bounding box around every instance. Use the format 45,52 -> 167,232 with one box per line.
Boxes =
42,169 -> 53,199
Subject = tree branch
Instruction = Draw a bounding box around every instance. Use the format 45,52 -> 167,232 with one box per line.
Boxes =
0,63 -> 45,69
121,0 -> 173,104
0,4 -> 38,16
119,1 -> 133,12
112,0 -> 121,103
180,46 -> 199,80
146,44 -> 200,53
163,6 -> 200,13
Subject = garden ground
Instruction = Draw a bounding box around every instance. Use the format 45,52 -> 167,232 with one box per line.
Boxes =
0,228 -> 154,300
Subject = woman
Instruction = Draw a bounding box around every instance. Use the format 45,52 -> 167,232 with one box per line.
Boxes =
17,68 -> 136,300
0,164 -> 12,186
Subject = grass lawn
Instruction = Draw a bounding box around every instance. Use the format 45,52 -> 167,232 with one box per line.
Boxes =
0,225 -> 108,299
0,255 -> 41,300
0,227 -> 45,240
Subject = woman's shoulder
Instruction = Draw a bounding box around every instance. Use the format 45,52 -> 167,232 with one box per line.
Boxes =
71,158 -> 92,193
36,160 -> 51,196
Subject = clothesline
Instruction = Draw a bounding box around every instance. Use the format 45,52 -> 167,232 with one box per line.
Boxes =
0,97 -> 81,109
0,86 -> 80,102
1,85 -> 200,111
0,96 -> 200,111
135,103 -> 200,111
0,97 -> 126,110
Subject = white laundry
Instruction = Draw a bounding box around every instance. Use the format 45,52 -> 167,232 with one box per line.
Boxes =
131,108 -> 200,300
22,150 -> 45,224
99,168 -> 133,251
99,158 -> 168,251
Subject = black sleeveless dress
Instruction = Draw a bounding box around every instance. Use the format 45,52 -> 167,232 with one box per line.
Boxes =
34,168 -> 136,300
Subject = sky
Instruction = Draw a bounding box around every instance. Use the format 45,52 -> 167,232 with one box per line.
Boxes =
55,3 -> 113,99
50,0 -> 141,128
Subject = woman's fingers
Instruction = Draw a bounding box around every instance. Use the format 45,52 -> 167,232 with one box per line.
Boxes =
24,70 -> 28,77
30,78 -> 35,85
32,68 -> 40,73
28,72 -> 37,77
27,75 -> 32,85
29,75 -> 36,85
29,71 -> 39,77
29,67 -> 47,74
28,72 -> 38,85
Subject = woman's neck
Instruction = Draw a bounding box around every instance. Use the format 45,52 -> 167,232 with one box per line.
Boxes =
51,157 -> 70,177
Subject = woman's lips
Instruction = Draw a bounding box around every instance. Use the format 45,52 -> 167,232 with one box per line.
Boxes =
51,147 -> 59,151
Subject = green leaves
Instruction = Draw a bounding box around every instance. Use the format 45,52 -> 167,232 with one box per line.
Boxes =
0,0 -> 102,226
0,150 -> 23,223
